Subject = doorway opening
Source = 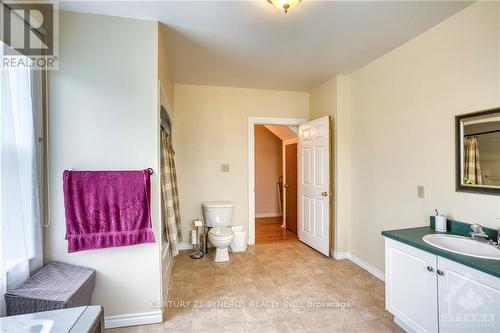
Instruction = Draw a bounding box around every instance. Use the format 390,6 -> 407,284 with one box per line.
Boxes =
248,116 -> 331,256
248,117 -> 305,245
254,125 -> 298,244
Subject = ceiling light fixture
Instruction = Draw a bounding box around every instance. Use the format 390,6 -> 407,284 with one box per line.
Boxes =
267,0 -> 302,14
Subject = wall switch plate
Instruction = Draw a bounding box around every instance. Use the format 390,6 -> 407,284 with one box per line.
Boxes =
221,164 -> 230,173
417,186 -> 425,199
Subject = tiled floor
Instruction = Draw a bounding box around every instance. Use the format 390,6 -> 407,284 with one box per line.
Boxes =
108,241 -> 403,333
255,217 -> 297,244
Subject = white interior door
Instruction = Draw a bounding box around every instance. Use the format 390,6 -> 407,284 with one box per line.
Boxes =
298,116 -> 330,256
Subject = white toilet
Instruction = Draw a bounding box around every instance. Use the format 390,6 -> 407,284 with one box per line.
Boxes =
202,201 -> 234,262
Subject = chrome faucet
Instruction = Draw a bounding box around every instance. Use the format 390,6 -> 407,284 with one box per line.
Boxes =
469,224 -> 493,243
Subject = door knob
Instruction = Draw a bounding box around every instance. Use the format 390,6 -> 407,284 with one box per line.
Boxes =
322,192 -> 328,197
437,269 -> 445,276
284,184 -> 289,188
426,266 -> 434,272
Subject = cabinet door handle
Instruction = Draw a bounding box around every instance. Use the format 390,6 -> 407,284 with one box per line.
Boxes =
426,266 -> 434,272
437,269 -> 444,276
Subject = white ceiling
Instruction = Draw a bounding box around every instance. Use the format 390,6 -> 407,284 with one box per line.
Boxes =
60,1 -> 472,92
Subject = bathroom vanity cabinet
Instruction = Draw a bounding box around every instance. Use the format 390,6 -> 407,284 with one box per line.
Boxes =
385,238 -> 500,333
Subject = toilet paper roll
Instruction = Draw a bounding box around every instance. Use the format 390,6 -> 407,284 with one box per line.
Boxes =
191,230 -> 197,244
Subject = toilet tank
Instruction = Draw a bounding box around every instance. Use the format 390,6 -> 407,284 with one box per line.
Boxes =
202,201 -> 233,227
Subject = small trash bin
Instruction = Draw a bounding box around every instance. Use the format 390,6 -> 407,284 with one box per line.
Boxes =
230,226 -> 247,252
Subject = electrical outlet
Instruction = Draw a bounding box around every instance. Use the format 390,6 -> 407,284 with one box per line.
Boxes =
417,186 -> 425,199
221,164 -> 230,173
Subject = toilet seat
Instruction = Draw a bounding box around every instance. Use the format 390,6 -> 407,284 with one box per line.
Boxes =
209,226 -> 233,238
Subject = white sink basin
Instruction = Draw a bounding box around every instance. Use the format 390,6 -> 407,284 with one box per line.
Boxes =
422,234 -> 500,261
1,319 -> 54,333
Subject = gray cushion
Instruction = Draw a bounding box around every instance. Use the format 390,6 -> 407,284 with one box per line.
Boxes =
4,261 -> 95,316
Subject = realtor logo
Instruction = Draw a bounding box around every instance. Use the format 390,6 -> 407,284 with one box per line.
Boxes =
1,0 -> 58,69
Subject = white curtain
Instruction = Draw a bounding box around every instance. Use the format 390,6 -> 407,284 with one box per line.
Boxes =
0,57 -> 43,316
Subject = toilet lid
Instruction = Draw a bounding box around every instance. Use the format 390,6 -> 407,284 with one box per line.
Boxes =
209,226 -> 233,237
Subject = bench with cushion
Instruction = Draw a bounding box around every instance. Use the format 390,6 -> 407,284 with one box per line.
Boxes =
4,261 -> 96,316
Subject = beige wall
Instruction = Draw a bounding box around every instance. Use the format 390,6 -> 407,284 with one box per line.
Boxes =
347,2 -> 500,271
334,76 -> 352,254
158,23 -> 175,109
309,76 -> 352,254
309,77 -> 337,252
173,84 -> 309,240
255,125 -> 282,217
46,11 -> 161,317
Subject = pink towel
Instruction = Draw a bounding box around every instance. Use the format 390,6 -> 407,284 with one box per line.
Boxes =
63,169 -> 156,253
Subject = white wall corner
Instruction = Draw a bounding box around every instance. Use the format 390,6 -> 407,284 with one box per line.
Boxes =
105,311 -> 162,329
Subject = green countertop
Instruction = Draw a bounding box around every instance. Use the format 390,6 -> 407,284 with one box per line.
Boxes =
382,226 -> 500,278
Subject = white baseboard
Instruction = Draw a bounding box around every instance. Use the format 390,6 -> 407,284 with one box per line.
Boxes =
105,310 -> 162,329
330,250 -> 385,282
178,242 -> 193,250
332,250 -> 349,260
348,253 -> 385,281
255,213 -> 281,218
394,317 -> 415,333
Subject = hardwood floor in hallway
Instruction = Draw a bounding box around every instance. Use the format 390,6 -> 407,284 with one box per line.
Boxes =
255,216 -> 298,244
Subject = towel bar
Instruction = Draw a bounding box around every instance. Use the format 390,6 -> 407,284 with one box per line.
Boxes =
66,168 -> 154,175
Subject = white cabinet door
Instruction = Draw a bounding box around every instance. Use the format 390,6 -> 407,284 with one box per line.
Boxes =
385,238 -> 439,333
437,256 -> 500,333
